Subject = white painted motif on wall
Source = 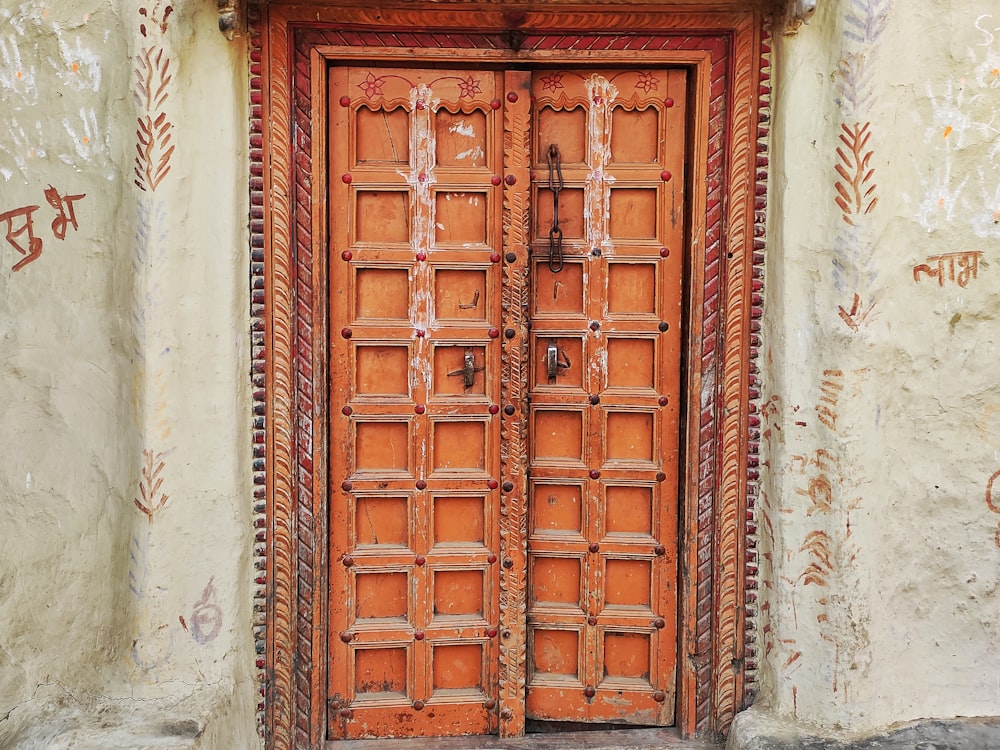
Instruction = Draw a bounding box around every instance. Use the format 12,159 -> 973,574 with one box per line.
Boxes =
911,13 -> 1000,240
0,3 -> 113,183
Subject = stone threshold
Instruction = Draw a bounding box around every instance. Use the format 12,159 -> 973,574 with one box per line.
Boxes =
727,708 -> 1000,749
326,728 -> 723,750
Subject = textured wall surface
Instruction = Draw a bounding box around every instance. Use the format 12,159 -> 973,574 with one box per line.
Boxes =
756,0 -> 1000,735
0,1 -> 256,747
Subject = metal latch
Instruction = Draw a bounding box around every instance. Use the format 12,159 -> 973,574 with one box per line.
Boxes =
447,347 -> 485,390
546,340 -> 571,382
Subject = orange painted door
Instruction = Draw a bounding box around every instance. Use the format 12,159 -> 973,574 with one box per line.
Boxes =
328,65 -> 505,740
524,69 -> 685,726
328,64 -> 685,738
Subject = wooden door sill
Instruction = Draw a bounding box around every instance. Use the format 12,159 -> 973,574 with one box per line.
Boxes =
326,727 -> 722,749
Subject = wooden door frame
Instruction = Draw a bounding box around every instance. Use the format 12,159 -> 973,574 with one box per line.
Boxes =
252,3 -> 770,748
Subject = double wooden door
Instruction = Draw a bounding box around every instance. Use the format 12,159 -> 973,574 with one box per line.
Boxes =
327,63 -> 686,740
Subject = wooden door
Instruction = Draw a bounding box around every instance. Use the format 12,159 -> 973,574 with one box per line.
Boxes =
328,65 -> 505,740
328,64 -> 685,739
524,69 -> 685,726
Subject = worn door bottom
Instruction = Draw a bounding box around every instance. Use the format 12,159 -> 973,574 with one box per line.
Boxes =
326,727 -> 722,750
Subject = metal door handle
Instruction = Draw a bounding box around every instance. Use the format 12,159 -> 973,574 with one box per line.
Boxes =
546,340 -> 571,382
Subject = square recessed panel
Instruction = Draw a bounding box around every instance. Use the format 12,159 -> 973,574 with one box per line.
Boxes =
606,338 -> 655,390
530,557 -> 581,607
605,485 -> 653,536
607,263 -> 657,315
532,410 -> 583,461
531,483 -> 583,535
433,569 -> 485,617
356,191 -> 410,244
609,189 -> 658,240
355,421 -> 410,472
355,268 -> 409,321
603,631 -> 652,681
355,496 -> 410,548
610,106 -> 660,164
531,628 -> 580,678
604,559 -> 651,608
533,261 -> 584,316
354,647 -> 408,696
433,496 -> 485,545
432,643 -> 484,691
435,192 -> 487,245
434,269 -> 488,322
435,110 -> 488,168
532,337 -> 583,389
605,411 -> 654,462
432,421 -> 486,472
432,346 -> 487,397
536,106 -> 586,164
535,187 -> 584,241
355,345 -> 410,397
355,571 -> 408,620
356,106 -> 409,164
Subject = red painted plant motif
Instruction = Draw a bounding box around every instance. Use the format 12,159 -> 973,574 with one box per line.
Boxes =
986,470 -> 1000,550
837,292 -> 876,331
134,448 -> 170,522
797,530 -> 834,587
834,121 -> 878,225
133,46 -> 174,192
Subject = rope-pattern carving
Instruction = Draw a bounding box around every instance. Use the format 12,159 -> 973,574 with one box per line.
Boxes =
743,28 -> 772,710
711,15 -> 758,735
498,92 -> 531,735
291,31 -> 317,749
258,8 -> 296,750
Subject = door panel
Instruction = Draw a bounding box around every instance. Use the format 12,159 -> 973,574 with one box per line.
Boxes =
524,69 -> 685,726
328,63 -> 685,739
328,65 -> 504,740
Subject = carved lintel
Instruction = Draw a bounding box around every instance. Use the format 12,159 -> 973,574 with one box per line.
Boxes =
217,0 -> 242,40
781,0 -> 817,36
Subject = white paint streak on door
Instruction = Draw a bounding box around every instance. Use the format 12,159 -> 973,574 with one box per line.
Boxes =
584,74 -> 617,257
584,75 -> 617,388
402,83 -> 440,395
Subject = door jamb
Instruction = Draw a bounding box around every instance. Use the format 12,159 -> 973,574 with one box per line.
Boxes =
254,5 -> 767,748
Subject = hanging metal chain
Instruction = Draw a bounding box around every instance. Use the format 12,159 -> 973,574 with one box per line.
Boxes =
546,144 -> 564,273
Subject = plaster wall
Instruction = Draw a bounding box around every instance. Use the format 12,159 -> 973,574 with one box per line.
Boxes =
0,0 -> 256,747
756,0 -> 1000,736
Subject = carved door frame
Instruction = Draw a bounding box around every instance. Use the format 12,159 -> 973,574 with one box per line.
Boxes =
253,3 -> 769,748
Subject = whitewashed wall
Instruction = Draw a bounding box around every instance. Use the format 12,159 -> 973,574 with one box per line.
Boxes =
754,0 -> 1000,736
0,1 -> 256,746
